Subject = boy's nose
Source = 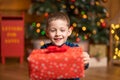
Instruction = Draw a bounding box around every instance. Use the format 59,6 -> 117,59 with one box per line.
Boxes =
56,30 -> 61,36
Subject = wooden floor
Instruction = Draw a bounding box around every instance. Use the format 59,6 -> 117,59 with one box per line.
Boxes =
0,60 -> 120,80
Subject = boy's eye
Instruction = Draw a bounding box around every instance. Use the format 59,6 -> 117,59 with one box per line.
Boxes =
50,29 -> 56,32
61,30 -> 65,32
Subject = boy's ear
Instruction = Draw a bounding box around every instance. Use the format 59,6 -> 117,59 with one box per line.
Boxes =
68,27 -> 72,36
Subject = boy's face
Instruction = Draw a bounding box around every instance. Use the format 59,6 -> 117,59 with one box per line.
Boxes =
46,19 -> 72,46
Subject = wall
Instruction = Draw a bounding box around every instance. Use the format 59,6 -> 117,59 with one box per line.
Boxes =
0,0 -> 43,23
104,0 -> 120,24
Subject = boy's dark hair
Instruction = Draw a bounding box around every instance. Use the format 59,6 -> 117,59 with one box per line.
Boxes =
46,12 -> 70,28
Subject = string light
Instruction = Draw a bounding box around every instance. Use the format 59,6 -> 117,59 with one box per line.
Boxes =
111,29 -> 114,34
72,23 -> 77,27
111,24 -> 120,60
40,40 -> 45,46
32,22 -> 36,27
95,1 -> 99,5
100,19 -> 104,23
76,33 -> 79,37
36,23 -> 41,27
82,26 -> 86,31
41,30 -> 45,35
97,22 -> 100,26
82,14 -> 87,19
81,11 -> 85,15
92,29 -> 96,34
62,4 -> 66,9
70,5 -> 75,9
36,29 -> 40,33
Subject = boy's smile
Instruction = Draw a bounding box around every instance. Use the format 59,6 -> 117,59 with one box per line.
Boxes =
46,19 -> 72,46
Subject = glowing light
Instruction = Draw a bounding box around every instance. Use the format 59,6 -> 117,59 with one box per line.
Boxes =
115,48 -> 118,52
32,22 -> 36,27
76,33 -> 79,37
82,26 -> 86,31
41,30 -> 45,35
76,37 -> 80,42
114,34 -> 119,41
72,23 -> 77,27
95,1 -> 99,5
111,24 -> 115,29
36,23 -> 41,27
44,12 -> 48,17
70,5 -> 75,9
81,11 -> 85,15
36,29 -> 40,33
84,35 -> 88,40
113,55 -> 117,59
115,24 -> 120,29
111,24 -> 120,60
97,22 -> 100,26
92,29 -> 96,34
40,41 -> 45,46
100,19 -> 104,23
83,14 -> 87,19
111,30 -> 114,34
62,4 -> 66,8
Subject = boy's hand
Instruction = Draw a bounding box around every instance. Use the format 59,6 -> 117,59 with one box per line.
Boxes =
82,52 -> 90,65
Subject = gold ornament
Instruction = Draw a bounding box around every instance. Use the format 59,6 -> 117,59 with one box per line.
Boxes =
82,26 -> 86,31
36,29 -> 40,33
36,23 -> 41,27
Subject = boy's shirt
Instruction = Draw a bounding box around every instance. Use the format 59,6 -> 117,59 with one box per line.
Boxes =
40,41 -> 89,80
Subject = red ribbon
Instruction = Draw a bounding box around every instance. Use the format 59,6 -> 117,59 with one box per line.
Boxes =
46,44 -> 68,53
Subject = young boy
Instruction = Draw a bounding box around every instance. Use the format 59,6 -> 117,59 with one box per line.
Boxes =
41,12 -> 90,80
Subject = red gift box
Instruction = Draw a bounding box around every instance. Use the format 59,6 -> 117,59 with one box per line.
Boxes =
28,45 -> 84,80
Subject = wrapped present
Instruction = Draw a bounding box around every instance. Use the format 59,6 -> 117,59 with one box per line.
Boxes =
28,45 -> 84,80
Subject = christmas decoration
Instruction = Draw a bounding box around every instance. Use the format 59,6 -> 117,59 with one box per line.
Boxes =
28,45 -> 84,79
27,0 -> 109,44
111,24 -> 120,60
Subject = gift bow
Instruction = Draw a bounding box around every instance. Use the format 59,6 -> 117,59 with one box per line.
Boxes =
46,44 -> 68,53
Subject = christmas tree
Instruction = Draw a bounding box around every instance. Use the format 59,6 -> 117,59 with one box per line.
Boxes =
27,0 -> 109,44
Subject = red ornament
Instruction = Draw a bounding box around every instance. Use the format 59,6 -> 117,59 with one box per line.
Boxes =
71,0 -> 76,2
44,12 -> 49,18
76,37 -> 80,42
101,22 -> 106,28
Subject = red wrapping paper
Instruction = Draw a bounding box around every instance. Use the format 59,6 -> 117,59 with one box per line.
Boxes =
28,45 -> 84,80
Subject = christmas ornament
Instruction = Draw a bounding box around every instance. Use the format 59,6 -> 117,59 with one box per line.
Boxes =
74,8 -> 79,15
101,22 -> 106,28
36,23 -> 41,27
72,23 -> 77,27
41,30 -> 45,35
82,26 -> 86,31
44,12 -> 49,18
76,37 -> 80,42
97,22 -> 100,26
32,22 -> 36,27
82,14 -> 87,19
95,1 -> 100,5
70,5 -> 75,9
92,29 -> 97,34
70,0 -> 76,2
36,29 -> 40,33
40,40 -> 45,46
27,0 -> 109,44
